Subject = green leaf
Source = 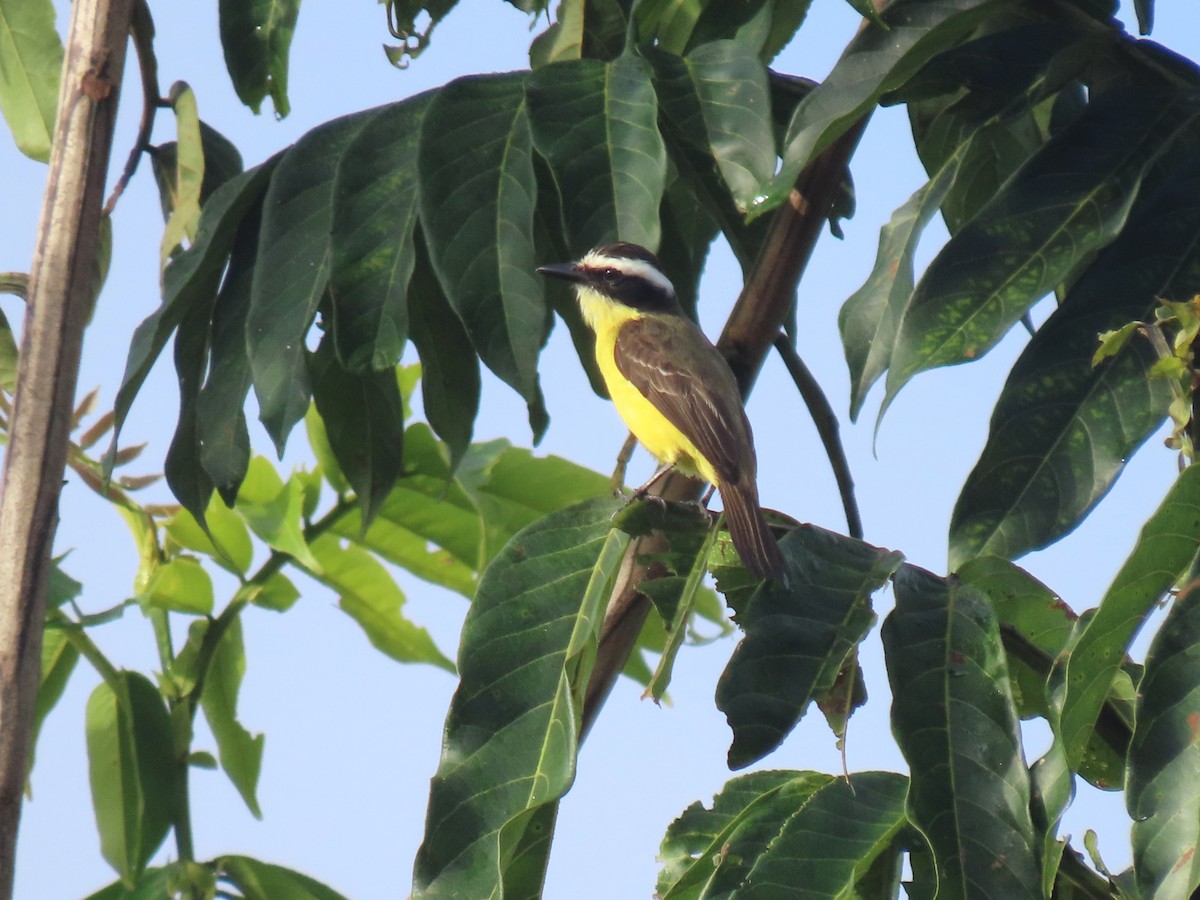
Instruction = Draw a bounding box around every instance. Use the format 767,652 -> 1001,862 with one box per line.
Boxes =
111,159 -> 278,458
307,336 -> 404,526
883,564 -> 1041,899
235,457 -> 320,570
141,556 -> 214,616
716,526 -> 901,769
529,0 -> 584,66
160,82 -> 205,265
1058,465 -> 1200,775
329,93 -> 430,373
200,617 -> 264,819
956,556 -> 1075,719
83,866 -> 182,900
412,498 -> 625,897
763,0 -> 1008,213
407,232 -> 480,469
308,533 -> 454,671
29,623 -> 79,776
1134,0 -> 1153,34
218,0 -> 300,117
1129,584 -> 1200,898
418,72 -> 549,438
657,770 -> 909,899
885,85 -> 1188,405
244,571 -> 300,613
0,0 -> 62,162
527,55 -> 667,254
217,855 -> 351,900
0,305 -> 18,391
840,145 -> 965,420
248,110 -> 376,455
86,673 -> 176,884
947,165 -> 1200,565
648,41 -> 774,213
195,207 -> 260,507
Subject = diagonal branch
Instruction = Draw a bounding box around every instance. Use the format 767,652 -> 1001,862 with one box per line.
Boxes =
0,0 -> 134,892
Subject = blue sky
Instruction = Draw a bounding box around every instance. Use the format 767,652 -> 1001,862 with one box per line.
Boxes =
5,2 -> 1197,897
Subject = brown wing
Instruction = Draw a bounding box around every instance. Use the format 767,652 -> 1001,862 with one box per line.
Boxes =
613,315 -> 756,486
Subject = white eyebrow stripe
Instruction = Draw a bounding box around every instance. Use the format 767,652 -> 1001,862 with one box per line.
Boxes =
579,251 -> 676,296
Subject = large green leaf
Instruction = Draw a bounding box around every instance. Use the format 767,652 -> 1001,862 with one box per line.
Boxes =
885,85 -> 1188,405
30,621 -> 79,777
200,617 -> 264,819
715,526 -> 901,769
0,0 -> 62,161
306,336 -> 405,526
418,72 -> 548,437
248,110 -> 376,454
218,0 -> 300,117
216,855 -> 350,900
1128,584 -> 1200,899
111,160 -> 278,457
648,41 -> 774,214
412,498 -> 625,897
762,0 -> 1010,212
947,165 -> 1200,566
308,532 -> 454,672
883,564 -> 1041,899
657,770 -> 909,899
86,673 -> 176,885
329,94 -> 430,373
234,457 -> 320,571
527,55 -> 667,254
1057,464 -> 1200,775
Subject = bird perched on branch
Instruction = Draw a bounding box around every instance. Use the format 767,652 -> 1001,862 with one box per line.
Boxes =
538,242 -> 786,582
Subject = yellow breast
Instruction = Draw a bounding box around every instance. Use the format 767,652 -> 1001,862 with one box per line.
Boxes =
578,289 -> 719,486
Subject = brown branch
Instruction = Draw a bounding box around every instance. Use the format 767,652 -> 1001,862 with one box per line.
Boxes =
772,334 -> 862,539
0,0 -> 134,893
102,0 -> 159,217
581,118 -> 872,736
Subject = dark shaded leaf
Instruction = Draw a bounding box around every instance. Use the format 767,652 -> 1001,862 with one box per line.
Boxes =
948,166 -> 1200,565
716,526 -> 900,768
412,498 -> 625,897
150,120 -> 245,221
329,94 -> 430,373
418,73 -> 548,437
763,0 -> 1009,212
86,673 -> 176,884
657,770 -> 908,899
527,55 -> 666,254
218,0 -> 300,117
885,85 -> 1189,405
884,564 -> 1041,899
196,206 -> 260,506
248,110 -> 376,454
1128,584 -> 1200,898
307,335 -> 404,526
1058,465 -> 1200,777
407,231 -> 479,470
112,161 -> 278,458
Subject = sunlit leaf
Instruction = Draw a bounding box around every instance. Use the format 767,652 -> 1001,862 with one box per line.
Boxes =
0,0 -> 62,161
200,617 -> 264,819
216,855 -> 350,900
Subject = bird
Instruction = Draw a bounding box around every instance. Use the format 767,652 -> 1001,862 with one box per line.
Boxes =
537,241 -> 787,582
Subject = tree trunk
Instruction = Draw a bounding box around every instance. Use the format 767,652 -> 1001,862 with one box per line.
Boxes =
0,1 -> 132,894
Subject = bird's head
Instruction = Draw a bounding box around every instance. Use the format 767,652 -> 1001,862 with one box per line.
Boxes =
537,242 -> 681,317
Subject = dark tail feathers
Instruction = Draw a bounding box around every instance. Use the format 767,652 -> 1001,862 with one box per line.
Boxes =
721,484 -> 787,582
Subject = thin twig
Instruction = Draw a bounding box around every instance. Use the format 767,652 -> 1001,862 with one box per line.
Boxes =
773,334 -> 862,539
102,0 -> 160,216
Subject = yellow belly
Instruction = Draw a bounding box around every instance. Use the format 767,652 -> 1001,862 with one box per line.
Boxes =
582,294 -> 720,486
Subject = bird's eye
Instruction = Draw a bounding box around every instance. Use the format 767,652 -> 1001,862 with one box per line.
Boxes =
601,268 -> 621,284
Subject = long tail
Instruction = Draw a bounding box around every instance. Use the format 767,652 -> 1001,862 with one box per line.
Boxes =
720,482 -> 787,582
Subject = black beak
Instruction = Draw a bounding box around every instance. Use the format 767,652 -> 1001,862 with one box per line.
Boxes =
536,262 -> 587,284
